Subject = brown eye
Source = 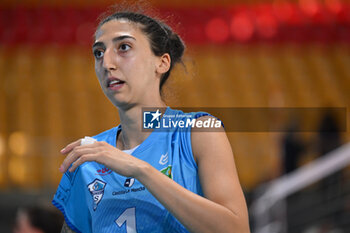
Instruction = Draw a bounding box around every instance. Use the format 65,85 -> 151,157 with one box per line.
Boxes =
119,44 -> 131,52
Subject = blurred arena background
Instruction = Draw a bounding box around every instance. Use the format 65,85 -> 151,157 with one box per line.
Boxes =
0,0 -> 349,232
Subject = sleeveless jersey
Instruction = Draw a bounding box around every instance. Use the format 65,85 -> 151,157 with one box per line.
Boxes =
52,107 -> 215,233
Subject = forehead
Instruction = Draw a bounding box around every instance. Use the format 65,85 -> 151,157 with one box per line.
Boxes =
95,19 -> 144,42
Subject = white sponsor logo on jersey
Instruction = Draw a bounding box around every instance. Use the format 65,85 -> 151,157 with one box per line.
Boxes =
159,152 -> 168,165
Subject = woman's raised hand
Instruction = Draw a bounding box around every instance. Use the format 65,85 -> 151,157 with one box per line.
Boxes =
59,139 -> 146,178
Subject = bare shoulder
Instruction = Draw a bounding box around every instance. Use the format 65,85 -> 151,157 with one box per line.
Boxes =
191,115 -> 228,163
61,221 -> 76,233
191,115 -> 249,225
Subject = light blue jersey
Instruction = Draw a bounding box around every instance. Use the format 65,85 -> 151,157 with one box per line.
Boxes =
52,107 -> 215,233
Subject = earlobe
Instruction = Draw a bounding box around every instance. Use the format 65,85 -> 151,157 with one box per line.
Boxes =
156,53 -> 171,75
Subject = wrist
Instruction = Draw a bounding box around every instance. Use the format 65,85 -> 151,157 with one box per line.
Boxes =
133,159 -> 152,180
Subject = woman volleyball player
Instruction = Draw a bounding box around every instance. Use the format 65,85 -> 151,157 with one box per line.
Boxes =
53,4 -> 250,233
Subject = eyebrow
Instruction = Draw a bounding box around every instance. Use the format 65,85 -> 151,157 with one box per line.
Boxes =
92,35 -> 136,49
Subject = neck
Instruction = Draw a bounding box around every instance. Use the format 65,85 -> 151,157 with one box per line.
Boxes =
117,101 -> 167,150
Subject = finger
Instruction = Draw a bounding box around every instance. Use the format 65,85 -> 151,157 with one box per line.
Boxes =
60,139 -> 82,154
60,142 -> 108,172
81,136 -> 97,146
59,147 -> 98,173
62,139 -> 103,154
68,154 -> 97,173
60,146 -> 93,173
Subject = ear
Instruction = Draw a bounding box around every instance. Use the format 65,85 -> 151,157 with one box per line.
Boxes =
155,53 -> 171,75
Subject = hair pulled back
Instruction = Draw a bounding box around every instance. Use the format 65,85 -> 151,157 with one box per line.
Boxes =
96,3 -> 185,93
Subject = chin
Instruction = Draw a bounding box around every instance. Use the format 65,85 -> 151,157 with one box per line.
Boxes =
109,97 -> 137,111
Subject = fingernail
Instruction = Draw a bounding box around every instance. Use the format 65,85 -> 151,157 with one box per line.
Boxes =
60,148 -> 66,153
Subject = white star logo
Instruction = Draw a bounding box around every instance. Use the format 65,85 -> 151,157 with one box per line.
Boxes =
150,109 -> 162,122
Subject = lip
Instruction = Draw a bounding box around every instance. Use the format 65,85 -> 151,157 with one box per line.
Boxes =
108,82 -> 125,91
107,76 -> 123,85
107,76 -> 125,91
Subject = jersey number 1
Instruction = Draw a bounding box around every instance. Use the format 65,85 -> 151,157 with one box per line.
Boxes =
115,207 -> 137,233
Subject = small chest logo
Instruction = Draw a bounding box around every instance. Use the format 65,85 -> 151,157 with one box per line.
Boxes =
87,179 -> 106,211
159,152 -> 168,165
160,165 -> 173,179
124,178 -> 135,188
96,167 -> 112,176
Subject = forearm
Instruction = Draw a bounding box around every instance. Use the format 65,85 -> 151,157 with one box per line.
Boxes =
136,163 -> 250,233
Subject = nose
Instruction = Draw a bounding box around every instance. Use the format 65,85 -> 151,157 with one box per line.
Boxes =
102,48 -> 117,71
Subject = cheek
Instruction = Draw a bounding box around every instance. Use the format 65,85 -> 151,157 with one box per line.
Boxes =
95,62 -> 104,82
121,57 -> 144,83
95,60 -> 102,73
130,55 -> 156,78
